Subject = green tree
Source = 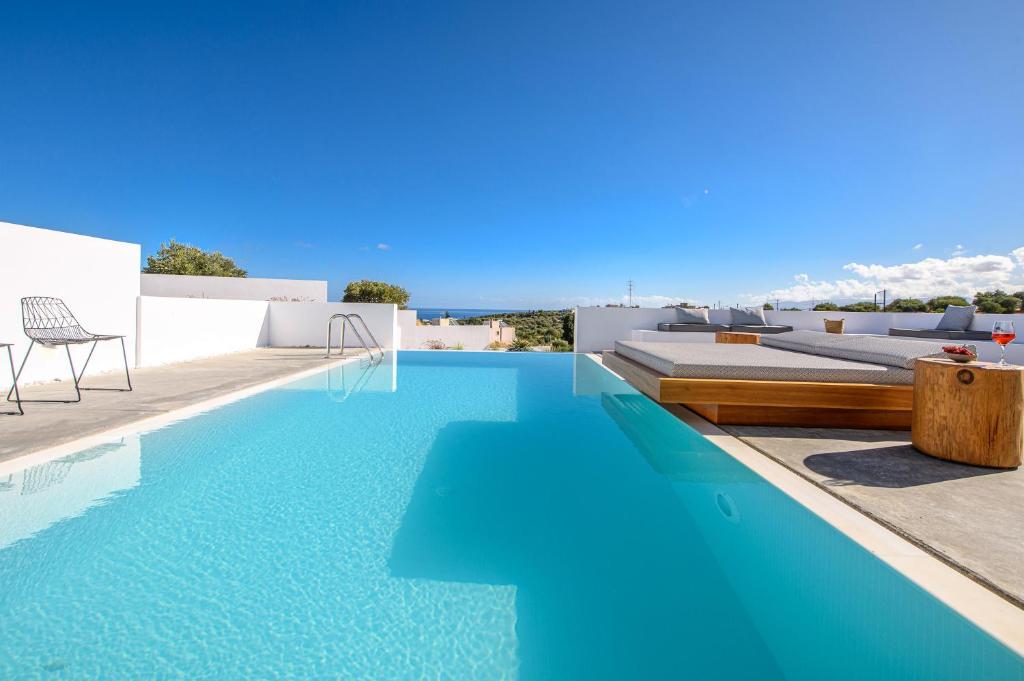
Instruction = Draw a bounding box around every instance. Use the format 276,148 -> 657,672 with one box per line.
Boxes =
812,302 -> 839,311
885,298 -> 928,312
342,280 -> 410,308
561,312 -> 574,345
839,301 -> 880,312
762,303 -> 774,310
925,296 -> 970,312
974,290 -> 1021,314
143,240 -> 247,277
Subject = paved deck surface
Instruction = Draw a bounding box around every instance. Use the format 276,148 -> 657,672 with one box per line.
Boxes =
0,348 -> 346,463
721,425 -> 1024,607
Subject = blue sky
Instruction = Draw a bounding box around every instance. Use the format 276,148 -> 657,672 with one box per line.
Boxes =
1,1 -> 1022,308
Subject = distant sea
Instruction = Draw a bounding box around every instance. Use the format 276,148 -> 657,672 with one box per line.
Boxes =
414,308 -> 525,320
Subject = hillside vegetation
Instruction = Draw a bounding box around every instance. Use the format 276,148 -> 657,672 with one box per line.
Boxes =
458,310 -> 572,346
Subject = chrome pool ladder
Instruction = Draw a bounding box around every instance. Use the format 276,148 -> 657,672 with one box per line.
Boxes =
325,313 -> 384,363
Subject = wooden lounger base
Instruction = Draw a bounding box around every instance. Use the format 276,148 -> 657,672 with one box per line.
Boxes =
683,403 -> 911,429
603,351 -> 913,430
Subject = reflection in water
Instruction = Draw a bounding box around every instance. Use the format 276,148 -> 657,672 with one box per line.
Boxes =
597,382 -> 1024,681
0,437 -> 141,550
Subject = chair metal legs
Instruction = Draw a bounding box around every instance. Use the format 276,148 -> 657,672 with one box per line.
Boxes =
3,345 -> 22,415
5,337 -> 132,406
77,338 -> 133,392
6,340 -> 81,404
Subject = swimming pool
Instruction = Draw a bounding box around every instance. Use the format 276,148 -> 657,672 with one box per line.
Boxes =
1,352 -> 1021,679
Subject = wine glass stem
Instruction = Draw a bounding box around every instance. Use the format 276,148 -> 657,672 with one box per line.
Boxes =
1000,344 -> 1007,366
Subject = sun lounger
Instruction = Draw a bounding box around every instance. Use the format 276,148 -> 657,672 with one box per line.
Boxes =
603,331 -> 946,429
655,323 -> 793,334
888,328 -> 991,341
887,304 -> 989,341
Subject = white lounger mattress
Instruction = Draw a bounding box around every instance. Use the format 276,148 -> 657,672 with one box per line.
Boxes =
614,340 -> 916,385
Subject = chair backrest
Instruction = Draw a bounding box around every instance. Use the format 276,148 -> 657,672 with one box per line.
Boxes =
21,297 -> 89,343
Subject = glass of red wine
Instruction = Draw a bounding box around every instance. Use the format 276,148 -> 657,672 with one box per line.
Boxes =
991,321 -> 1016,367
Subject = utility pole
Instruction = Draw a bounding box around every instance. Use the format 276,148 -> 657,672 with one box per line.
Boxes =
627,279 -> 634,307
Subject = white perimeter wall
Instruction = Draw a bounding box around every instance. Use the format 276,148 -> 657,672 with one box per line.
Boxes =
268,302 -> 399,350
404,325 -> 495,350
136,297 -> 270,367
141,273 -> 327,302
0,222 -> 140,389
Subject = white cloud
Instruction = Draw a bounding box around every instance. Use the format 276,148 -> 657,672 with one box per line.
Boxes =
745,247 -> 1024,304
376,243 -> 391,251
952,244 -> 967,256
913,243 -> 923,250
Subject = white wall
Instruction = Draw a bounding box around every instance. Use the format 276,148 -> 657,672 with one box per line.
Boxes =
405,325 -> 495,350
136,296 -> 270,367
0,222 -> 140,389
268,302 -> 399,350
141,273 -> 327,302
574,307 -> 677,352
397,309 -> 418,350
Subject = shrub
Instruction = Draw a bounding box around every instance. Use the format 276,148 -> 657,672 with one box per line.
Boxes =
421,339 -> 446,350
507,338 -> 533,352
485,341 -> 509,350
839,301 -> 880,312
143,240 -> 247,277
550,339 -> 572,352
974,290 -> 1022,314
885,298 -> 928,312
342,280 -> 410,308
812,303 -> 839,311
450,343 -> 464,351
925,296 -> 970,311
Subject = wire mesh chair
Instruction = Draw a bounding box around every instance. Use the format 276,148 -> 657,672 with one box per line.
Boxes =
6,297 -> 132,405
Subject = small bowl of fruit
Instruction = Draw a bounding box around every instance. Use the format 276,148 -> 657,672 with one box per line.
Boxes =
942,344 -> 978,363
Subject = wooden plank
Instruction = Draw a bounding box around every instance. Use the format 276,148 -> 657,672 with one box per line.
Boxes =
661,377 -> 913,411
687,403 -> 912,430
715,331 -> 760,344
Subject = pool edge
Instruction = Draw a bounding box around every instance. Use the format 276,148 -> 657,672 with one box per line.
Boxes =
586,352 -> 1024,658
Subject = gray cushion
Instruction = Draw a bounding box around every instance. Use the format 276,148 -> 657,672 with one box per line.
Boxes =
674,306 -> 710,324
761,330 -> 945,370
657,323 -> 729,332
731,324 -> 793,334
729,306 -> 766,325
614,341 -> 915,385
889,328 -> 951,339
935,305 -> 976,331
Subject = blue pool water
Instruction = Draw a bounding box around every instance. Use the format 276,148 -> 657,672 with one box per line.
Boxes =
1,352 -> 1021,679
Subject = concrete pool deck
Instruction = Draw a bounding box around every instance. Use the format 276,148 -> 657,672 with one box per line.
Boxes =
717,424 -> 1024,609
0,348 -> 353,464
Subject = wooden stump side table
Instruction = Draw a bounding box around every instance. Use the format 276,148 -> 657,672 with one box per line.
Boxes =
911,358 -> 1024,468
715,331 -> 761,345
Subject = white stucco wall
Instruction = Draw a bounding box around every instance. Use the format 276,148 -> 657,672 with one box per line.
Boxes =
268,302 -> 399,350
136,296 -> 270,367
0,222 -> 140,389
397,310 -> 418,349
405,325 -> 495,350
141,273 -> 327,302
